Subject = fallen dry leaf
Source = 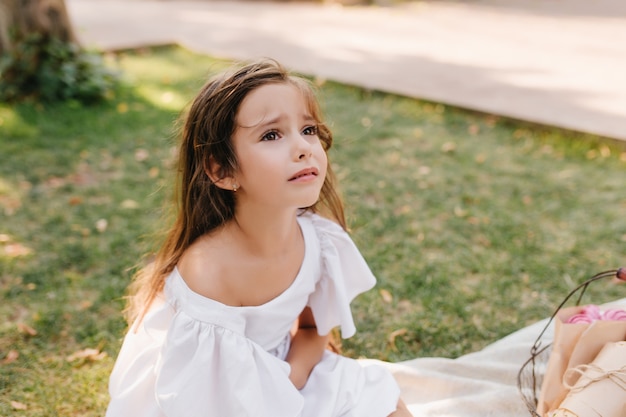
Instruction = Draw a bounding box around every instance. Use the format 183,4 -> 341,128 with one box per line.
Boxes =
68,196 -> 83,206
121,199 -> 139,209
379,289 -> 393,304
388,328 -> 408,351
95,218 -> 108,233
44,177 -> 66,189
441,142 -> 456,153
468,124 -> 480,136
149,167 -> 160,178
11,401 -> 27,410
17,322 -> 37,336
66,348 -> 107,363
393,205 -> 411,216
135,149 -> 149,162
3,243 -> 32,257
522,195 -> 533,206
454,206 -> 468,218
1,350 -> 19,365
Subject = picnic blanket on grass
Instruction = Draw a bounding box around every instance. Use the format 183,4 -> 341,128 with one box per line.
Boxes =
377,298 -> 626,417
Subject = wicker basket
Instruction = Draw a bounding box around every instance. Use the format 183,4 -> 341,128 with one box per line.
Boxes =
516,267 -> 626,417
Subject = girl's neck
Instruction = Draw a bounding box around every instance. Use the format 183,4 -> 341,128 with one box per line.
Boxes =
229,206 -> 301,258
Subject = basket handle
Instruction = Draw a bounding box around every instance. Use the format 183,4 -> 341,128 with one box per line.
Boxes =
530,267 -> 626,356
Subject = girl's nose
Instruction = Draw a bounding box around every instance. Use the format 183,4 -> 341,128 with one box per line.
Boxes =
295,134 -> 313,160
298,143 -> 312,159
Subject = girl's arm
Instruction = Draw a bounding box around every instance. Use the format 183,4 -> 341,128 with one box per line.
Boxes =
285,306 -> 329,390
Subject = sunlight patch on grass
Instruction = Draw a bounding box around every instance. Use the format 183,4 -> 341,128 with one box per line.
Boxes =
0,107 -> 39,139
135,85 -> 190,112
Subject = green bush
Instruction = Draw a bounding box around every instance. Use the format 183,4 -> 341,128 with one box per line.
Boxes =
0,33 -> 118,104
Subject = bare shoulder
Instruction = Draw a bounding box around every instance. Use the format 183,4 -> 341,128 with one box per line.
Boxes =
177,231 -> 233,304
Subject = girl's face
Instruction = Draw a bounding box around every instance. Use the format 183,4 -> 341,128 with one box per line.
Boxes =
230,82 -> 328,211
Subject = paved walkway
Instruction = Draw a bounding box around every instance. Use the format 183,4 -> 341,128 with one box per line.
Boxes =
66,0 -> 626,141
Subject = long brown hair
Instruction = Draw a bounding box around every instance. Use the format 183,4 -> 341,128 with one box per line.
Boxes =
125,59 -> 346,325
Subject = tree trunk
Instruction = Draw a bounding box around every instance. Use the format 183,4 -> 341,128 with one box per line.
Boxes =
1,0 -> 116,103
0,0 -> 78,55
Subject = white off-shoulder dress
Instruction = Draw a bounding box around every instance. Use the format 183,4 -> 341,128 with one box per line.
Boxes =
106,212 -> 401,417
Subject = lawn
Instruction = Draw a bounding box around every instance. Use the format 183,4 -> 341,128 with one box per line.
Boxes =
1,46 -> 625,416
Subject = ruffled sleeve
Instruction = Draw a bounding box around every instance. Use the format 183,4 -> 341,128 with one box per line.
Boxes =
107,297 -> 173,417
306,214 -> 377,339
153,309 -> 303,416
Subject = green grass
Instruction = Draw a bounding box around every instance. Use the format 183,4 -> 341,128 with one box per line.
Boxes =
1,46 -> 625,415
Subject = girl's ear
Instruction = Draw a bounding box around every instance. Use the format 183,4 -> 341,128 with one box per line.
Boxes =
204,156 -> 237,191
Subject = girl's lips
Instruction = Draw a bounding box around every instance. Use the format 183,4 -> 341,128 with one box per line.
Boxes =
289,167 -> 318,181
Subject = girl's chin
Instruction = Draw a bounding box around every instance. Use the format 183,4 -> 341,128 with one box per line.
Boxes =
297,194 -> 322,209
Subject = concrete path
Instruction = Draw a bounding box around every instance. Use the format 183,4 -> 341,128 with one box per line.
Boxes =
66,0 -> 626,141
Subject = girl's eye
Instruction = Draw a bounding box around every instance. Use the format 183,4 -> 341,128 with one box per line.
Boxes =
261,131 -> 280,141
302,125 -> 318,136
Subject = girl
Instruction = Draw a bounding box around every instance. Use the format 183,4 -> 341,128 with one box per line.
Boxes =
106,59 -> 412,417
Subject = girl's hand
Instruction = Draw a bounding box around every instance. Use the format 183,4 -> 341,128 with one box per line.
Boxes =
288,356 -> 312,390
285,307 -> 329,390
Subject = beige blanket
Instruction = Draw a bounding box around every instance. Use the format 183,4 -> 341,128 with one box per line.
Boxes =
373,298 -> 626,417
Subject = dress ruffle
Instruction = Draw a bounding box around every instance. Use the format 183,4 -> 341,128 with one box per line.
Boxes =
307,214 -> 376,338
154,309 -> 303,417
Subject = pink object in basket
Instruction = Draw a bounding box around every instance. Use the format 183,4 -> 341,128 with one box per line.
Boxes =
565,305 -> 626,324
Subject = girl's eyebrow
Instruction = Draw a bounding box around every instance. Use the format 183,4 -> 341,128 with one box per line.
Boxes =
238,114 -> 281,130
239,113 -> 316,130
